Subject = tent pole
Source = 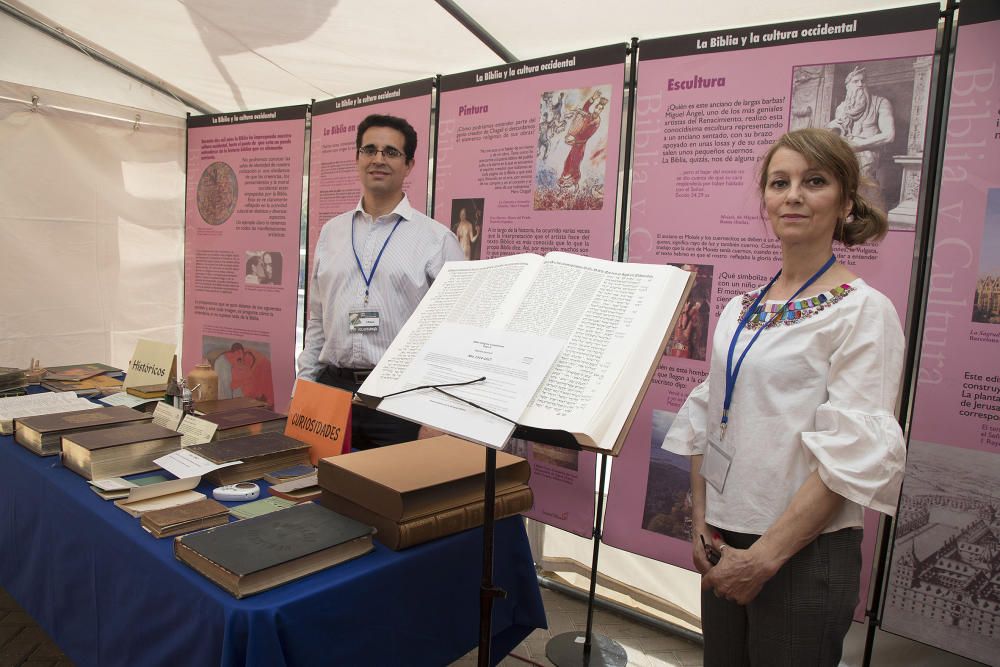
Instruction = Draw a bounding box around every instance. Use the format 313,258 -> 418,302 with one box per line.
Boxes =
433,0 -> 517,64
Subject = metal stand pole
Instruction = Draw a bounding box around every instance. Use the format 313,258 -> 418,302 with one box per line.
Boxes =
546,453 -> 627,666
477,447 -> 506,667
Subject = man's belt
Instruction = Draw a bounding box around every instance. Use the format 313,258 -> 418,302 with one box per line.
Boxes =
326,366 -> 373,384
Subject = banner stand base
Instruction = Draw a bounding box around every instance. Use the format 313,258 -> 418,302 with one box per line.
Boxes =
546,631 -> 627,667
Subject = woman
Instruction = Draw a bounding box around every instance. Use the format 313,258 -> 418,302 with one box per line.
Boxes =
662,128 -> 906,666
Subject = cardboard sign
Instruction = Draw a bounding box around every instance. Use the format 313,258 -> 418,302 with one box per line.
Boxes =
284,379 -> 352,464
124,340 -> 176,389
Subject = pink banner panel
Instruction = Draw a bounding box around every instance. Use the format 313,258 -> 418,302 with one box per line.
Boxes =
183,105 -> 308,415
602,4 -> 939,622
437,46 -> 628,537
881,3 -> 1000,663
307,80 -> 435,304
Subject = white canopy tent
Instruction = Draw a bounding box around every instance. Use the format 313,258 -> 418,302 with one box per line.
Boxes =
2,2 -> 966,663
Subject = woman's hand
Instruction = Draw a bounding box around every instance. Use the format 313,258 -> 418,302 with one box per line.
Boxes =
701,541 -> 779,605
691,524 -> 716,575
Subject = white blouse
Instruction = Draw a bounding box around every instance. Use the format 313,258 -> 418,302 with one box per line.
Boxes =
662,278 -> 907,535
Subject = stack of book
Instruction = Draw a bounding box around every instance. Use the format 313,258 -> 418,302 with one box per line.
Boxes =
14,405 -> 152,456
174,501 -> 375,598
0,366 -> 27,393
317,435 -> 532,550
199,407 -> 286,440
41,363 -> 124,397
187,432 -> 311,485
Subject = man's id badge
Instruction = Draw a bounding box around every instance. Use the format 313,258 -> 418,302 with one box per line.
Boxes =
349,310 -> 380,333
701,434 -> 733,494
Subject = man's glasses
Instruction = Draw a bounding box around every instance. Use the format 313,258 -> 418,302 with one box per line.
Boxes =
358,145 -> 406,160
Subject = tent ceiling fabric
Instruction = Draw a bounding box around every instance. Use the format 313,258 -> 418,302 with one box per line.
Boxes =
9,0 -> 931,115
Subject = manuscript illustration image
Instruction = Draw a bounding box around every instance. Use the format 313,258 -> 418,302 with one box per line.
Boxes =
641,409 -> 692,542
973,189 -> 1000,325
450,198 -> 484,261
202,336 -> 275,409
244,251 -> 283,286
197,161 -> 239,225
789,55 -> 931,230
882,440 -> 1000,665
533,86 -> 612,211
666,263 -> 713,362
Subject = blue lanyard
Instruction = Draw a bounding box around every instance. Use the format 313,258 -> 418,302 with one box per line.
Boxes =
722,254 -> 836,435
351,213 -> 403,305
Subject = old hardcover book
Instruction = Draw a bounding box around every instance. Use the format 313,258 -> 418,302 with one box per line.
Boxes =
320,484 -> 533,550
188,432 -> 310,486
43,362 -> 123,381
317,435 -> 530,522
262,464 -> 315,485
61,422 -> 182,480
15,405 -> 152,456
173,502 -> 375,598
141,498 -> 230,538
126,384 -> 167,399
268,473 -> 321,503
356,253 -> 693,454
193,397 -> 267,415
200,407 -> 286,440
114,477 -> 204,517
41,374 -> 124,397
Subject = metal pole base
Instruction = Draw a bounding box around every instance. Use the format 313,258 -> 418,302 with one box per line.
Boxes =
546,631 -> 628,667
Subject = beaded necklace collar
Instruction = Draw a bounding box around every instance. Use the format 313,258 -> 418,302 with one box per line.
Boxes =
739,283 -> 855,329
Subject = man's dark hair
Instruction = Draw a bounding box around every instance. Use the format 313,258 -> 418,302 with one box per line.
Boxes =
356,114 -> 417,162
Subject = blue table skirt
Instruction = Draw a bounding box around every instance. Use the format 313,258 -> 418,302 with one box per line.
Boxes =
0,433 -> 545,666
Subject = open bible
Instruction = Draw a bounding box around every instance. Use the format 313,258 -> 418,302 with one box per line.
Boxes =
357,252 -> 693,455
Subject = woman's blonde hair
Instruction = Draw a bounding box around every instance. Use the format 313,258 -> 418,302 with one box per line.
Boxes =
758,128 -> 888,247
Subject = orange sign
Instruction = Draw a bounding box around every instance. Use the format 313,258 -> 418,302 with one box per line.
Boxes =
284,379 -> 352,464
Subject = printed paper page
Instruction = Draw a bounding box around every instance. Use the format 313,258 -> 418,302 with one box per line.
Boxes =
378,323 -> 563,448
176,414 -> 218,447
358,254 -> 542,399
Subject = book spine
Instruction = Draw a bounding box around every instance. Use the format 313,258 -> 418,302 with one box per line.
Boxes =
396,488 -> 533,549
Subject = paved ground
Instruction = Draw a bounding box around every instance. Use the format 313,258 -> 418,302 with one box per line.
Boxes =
0,588 -> 71,667
1,583 -> 698,667
452,585 -> 704,667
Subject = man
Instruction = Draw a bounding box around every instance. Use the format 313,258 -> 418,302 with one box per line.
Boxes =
826,66 -> 895,185
245,255 -> 264,284
297,114 -> 464,449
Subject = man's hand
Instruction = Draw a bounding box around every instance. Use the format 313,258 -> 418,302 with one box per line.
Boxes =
417,425 -> 445,439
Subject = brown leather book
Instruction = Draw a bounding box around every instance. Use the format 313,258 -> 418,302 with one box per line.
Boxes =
141,498 -> 230,538
193,397 -> 267,415
126,384 -> 167,399
268,473 -> 321,503
61,422 -> 181,480
317,435 -> 530,521
14,405 -> 152,456
199,407 -> 286,440
173,502 -> 375,598
188,433 -> 310,485
320,484 -> 533,550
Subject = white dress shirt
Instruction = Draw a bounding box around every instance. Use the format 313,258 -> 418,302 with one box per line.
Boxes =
297,195 -> 465,379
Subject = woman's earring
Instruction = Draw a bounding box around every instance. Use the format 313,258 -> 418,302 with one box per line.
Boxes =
845,214 -> 855,224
